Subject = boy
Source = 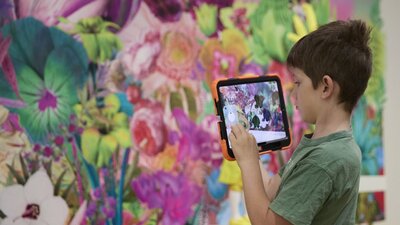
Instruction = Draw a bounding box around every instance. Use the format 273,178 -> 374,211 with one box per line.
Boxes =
229,20 -> 372,225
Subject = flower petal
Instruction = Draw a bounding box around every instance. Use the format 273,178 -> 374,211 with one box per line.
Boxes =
31,220 -> 48,225
38,196 -> 69,225
63,0 -> 109,23
68,201 -> 87,225
1,218 -> 29,225
24,170 -> 54,204
0,185 -> 26,218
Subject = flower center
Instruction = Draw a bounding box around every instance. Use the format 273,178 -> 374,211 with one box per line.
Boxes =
38,90 -> 58,112
22,204 -> 40,219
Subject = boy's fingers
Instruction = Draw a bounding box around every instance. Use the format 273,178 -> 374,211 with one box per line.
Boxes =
231,125 -> 238,138
232,124 -> 243,137
229,131 -> 236,141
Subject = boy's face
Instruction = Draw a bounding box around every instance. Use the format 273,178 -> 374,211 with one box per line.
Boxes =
289,67 -> 321,124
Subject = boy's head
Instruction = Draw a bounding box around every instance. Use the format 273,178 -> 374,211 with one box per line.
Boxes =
287,20 -> 372,113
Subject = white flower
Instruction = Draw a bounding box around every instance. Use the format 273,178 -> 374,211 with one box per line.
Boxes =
0,169 -> 69,225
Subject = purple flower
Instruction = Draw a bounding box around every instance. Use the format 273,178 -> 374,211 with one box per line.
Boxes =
33,144 -> 41,152
86,202 -> 97,217
54,136 -> 64,146
101,206 -> 115,218
144,0 -> 183,22
172,109 -> 219,163
107,196 -> 116,208
240,62 -> 264,76
190,0 -> 233,8
43,146 -> 54,157
131,171 -> 201,225
92,188 -> 102,200
68,124 -> 76,133
0,0 -> 15,27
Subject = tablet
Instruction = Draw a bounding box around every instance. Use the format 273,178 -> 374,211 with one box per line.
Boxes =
212,75 -> 291,161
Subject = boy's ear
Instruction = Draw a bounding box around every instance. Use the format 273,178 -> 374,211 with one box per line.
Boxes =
320,75 -> 335,99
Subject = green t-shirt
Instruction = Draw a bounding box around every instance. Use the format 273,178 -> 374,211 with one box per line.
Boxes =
270,130 -> 361,225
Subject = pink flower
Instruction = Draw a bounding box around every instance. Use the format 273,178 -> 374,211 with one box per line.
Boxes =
119,4 -> 205,82
130,100 -> 167,156
211,50 -> 236,80
156,31 -> 200,81
122,31 -> 161,80
16,0 -> 109,26
200,115 -> 223,168
131,171 -> 201,225
122,211 -> 137,225
330,0 -> 354,20
173,109 -> 218,165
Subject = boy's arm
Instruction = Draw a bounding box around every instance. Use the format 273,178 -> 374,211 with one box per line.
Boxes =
229,125 -> 291,225
241,161 -> 291,225
259,160 -> 281,200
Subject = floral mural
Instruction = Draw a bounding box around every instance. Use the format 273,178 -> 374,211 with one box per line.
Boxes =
0,0 -> 385,224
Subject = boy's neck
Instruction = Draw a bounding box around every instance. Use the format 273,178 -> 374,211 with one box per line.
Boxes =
312,105 -> 351,139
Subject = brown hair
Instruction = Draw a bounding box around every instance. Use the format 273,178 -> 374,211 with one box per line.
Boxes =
287,20 -> 372,112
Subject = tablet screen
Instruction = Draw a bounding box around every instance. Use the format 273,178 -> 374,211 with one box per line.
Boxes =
218,80 -> 288,148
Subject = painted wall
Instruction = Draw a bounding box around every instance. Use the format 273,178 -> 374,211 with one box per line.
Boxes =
0,0 -> 391,224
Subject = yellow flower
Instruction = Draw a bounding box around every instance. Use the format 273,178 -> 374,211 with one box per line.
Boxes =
78,94 -> 131,168
199,29 -> 250,87
287,3 -> 318,43
153,145 -> 178,171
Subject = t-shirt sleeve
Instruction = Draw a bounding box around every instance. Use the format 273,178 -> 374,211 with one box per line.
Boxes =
278,163 -> 286,177
269,163 -> 333,225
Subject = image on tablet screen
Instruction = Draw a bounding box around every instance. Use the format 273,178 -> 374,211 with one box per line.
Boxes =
219,81 -> 287,147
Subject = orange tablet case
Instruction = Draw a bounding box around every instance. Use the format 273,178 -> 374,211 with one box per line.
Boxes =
211,74 -> 292,161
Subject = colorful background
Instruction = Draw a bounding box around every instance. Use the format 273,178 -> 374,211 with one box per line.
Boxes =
0,0 -> 385,224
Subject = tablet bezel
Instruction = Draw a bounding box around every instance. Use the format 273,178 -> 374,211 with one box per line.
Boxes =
215,75 -> 291,159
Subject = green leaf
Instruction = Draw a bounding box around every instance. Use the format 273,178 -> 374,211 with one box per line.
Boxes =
30,154 -> 40,174
312,0 -> 330,26
49,27 -> 88,78
123,153 -> 140,191
170,91 -> 183,110
58,17 -> 70,24
44,48 -> 79,104
2,18 -> 54,78
95,32 -> 122,62
261,10 -> 287,62
80,34 -> 100,63
54,169 -> 68,196
43,160 -> 52,179
6,164 -> 25,185
62,178 -> 76,199
14,60 -> 44,104
183,86 -> 197,121
0,210 -> 5,219
19,154 -> 30,181
0,69 -> 19,101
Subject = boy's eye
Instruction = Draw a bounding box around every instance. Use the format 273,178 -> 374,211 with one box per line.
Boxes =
294,81 -> 300,86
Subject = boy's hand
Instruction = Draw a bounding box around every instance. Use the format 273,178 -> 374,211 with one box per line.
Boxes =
229,124 -> 259,167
